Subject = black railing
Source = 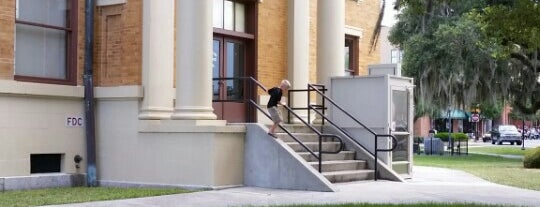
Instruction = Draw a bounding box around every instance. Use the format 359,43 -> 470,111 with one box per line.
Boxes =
306,84 -> 398,181
213,77 -> 344,172
287,87 -> 327,131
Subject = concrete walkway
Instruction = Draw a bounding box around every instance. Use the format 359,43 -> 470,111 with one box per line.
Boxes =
46,166 -> 540,207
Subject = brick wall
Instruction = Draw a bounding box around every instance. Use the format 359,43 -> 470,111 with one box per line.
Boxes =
308,0 -> 382,83
414,116 -> 432,138
0,0 -> 14,80
257,0 -> 288,89
93,2 -> 142,86
76,0 -> 85,85
346,0 -> 382,75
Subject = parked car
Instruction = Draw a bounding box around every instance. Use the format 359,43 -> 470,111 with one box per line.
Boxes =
491,125 -> 522,145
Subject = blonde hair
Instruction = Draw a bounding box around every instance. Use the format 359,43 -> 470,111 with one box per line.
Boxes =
280,79 -> 291,89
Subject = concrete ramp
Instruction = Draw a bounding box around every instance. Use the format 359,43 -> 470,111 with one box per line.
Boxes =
244,124 -> 335,192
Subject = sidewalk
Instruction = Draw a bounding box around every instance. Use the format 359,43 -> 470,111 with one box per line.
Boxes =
46,166 -> 540,207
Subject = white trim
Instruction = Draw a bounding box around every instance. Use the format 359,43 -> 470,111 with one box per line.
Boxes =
345,25 -> 363,38
94,85 -> 143,100
138,120 -> 245,133
0,80 -> 84,98
96,0 -> 126,7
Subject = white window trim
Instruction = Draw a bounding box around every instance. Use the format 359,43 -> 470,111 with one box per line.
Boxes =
345,25 -> 363,39
96,0 -> 126,7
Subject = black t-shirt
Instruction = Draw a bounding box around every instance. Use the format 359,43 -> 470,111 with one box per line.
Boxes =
267,87 -> 283,108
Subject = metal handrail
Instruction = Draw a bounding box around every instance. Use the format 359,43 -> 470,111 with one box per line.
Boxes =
283,104 -> 344,172
307,84 -> 398,181
212,77 -> 344,172
249,100 -> 320,158
286,88 -> 327,124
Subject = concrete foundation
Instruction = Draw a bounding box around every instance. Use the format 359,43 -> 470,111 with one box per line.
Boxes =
244,124 -> 335,192
0,173 -> 85,191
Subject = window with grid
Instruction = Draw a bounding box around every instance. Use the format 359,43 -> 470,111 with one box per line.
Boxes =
15,0 -> 76,85
391,49 -> 403,64
213,0 -> 246,32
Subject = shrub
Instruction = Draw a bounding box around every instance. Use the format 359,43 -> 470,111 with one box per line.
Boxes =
524,147 -> 540,169
414,136 -> 424,143
434,132 -> 469,142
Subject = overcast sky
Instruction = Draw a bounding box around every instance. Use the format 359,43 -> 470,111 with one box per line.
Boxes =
381,0 -> 398,27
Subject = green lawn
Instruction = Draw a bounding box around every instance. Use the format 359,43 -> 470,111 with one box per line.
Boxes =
257,203 -> 510,207
0,187 -> 191,207
468,146 -> 531,156
414,154 -> 540,190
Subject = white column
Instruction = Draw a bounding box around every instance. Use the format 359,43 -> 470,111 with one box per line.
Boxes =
171,0 -> 217,120
139,0 -> 175,120
316,0 -> 345,85
288,0 -> 310,123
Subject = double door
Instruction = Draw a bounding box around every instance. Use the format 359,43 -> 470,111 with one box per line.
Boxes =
212,37 -> 247,122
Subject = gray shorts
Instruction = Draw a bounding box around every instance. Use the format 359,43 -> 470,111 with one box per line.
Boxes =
268,106 -> 282,123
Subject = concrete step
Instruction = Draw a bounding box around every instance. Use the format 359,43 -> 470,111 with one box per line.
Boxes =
278,133 -> 336,143
286,142 -> 341,152
297,151 -> 356,162
308,160 -> 367,172
322,170 -> 374,183
274,125 -> 324,133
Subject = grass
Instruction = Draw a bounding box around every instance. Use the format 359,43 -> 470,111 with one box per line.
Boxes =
414,154 -> 540,190
254,203 -> 511,207
468,146 -> 531,156
0,187 -> 191,207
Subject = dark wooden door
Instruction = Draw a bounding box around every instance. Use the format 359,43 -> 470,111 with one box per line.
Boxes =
212,37 -> 247,122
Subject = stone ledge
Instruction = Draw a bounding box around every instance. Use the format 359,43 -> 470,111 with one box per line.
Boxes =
138,120 -> 246,133
1,173 -> 86,191
97,0 -> 126,6
95,85 -> 143,100
99,180 -> 243,191
0,80 -> 84,98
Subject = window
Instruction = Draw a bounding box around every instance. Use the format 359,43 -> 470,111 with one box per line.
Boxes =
15,0 -> 77,85
391,49 -> 403,64
344,35 -> 358,76
213,0 -> 246,32
31,154 -> 62,173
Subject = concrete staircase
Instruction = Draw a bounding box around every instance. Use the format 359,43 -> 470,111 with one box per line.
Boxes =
276,125 -> 374,183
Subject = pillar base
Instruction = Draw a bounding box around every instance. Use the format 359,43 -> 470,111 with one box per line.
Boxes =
139,107 -> 173,120
171,107 -> 217,120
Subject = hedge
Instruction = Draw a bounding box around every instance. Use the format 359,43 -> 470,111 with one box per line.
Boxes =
434,132 -> 469,142
524,147 -> 540,169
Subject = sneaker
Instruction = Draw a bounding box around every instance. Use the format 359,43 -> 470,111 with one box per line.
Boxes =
268,133 -> 277,138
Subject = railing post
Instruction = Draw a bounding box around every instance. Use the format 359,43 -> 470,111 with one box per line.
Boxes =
321,85 -> 325,133
374,135 -> 378,181
287,90 -> 291,124
319,135 -> 322,173
307,85 -> 311,124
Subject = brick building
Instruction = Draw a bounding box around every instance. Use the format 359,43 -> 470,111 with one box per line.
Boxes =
0,0 -> 387,190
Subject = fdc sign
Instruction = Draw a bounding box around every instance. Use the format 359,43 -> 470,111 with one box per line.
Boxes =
66,116 -> 84,127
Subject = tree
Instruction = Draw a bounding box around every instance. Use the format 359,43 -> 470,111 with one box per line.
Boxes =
471,0 -> 540,114
390,0 -> 539,119
389,0 -> 505,120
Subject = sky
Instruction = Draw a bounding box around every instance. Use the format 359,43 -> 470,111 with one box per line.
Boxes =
381,0 -> 399,27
